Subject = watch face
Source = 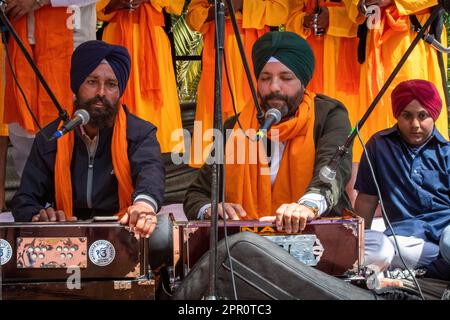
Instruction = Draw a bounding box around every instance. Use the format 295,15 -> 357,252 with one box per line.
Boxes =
301,201 -> 318,210
299,201 -> 319,218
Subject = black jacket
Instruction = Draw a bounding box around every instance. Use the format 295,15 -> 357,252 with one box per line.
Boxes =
12,106 -> 165,222
183,94 -> 353,220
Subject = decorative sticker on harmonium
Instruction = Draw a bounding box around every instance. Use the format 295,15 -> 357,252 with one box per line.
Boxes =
16,237 -> 87,269
88,240 -> 116,266
1,239 -> 13,265
240,226 -> 324,266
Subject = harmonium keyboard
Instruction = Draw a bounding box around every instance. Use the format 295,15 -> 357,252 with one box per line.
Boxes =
170,216 -> 364,281
0,220 -> 155,300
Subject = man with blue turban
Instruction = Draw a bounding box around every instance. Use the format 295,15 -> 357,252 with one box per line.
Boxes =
12,40 -> 166,244
184,32 -> 353,235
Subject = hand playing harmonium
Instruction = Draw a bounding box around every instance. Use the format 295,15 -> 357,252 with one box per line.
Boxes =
205,202 -> 247,220
205,202 -> 318,234
119,202 -> 158,239
30,203 -> 158,240
32,207 -> 78,222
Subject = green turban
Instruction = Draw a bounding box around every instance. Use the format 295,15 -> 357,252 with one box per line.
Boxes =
252,31 -> 315,87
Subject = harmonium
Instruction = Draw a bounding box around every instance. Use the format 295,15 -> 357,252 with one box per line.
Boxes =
170,216 -> 364,281
0,220 -> 156,300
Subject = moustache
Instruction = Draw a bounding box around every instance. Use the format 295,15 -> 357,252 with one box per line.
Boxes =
84,95 -> 114,109
262,93 -> 289,103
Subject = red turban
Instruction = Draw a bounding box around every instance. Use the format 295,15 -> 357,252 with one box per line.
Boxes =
391,79 -> 442,121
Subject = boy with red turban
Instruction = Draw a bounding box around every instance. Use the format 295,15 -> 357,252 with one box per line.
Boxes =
354,79 -> 450,281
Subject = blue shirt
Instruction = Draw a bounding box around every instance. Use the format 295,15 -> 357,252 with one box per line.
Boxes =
354,125 -> 450,243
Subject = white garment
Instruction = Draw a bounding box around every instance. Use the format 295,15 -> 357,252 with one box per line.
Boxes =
364,229 -> 440,271
8,123 -> 35,178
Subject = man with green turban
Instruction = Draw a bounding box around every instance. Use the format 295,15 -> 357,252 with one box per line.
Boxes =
184,31 -> 353,235
252,31 -> 315,90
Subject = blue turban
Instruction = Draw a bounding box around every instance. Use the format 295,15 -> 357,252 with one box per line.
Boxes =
70,40 -> 131,97
252,31 -> 315,87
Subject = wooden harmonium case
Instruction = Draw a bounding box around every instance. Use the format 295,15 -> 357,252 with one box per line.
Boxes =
0,221 -> 155,300
174,217 -> 364,278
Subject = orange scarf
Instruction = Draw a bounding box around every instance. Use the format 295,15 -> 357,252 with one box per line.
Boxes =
202,20 -> 268,114
55,106 -> 133,218
4,8 -> 73,133
111,4 -> 163,107
304,0 -> 325,92
336,36 -> 360,94
225,90 -> 316,219
367,5 -> 409,100
305,1 -> 360,94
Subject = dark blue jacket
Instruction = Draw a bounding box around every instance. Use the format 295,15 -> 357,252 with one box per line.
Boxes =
12,106 -> 165,222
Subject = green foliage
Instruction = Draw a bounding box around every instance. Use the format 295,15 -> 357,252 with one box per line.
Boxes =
171,13 -> 203,103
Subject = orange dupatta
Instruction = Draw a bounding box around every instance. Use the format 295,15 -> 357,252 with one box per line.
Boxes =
107,4 -> 163,107
305,0 -> 348,92
366,5 -> 409,100
55,106 -> 133,218
224,90 -> 316,219
4,8 -> 73,132
201,20 -> 268,114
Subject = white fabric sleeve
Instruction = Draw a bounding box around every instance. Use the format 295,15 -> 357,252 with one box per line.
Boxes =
197,203 -> 212,220
134,194 -> 158,213
298,193 -> 328,216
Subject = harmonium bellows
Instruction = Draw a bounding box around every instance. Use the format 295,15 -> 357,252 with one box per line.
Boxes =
0,221 -> 155,300
171,217 -> 364,281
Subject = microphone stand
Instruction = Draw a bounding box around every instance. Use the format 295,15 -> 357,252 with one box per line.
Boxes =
320,5 -> 442,182
0,1 -> 69,130
206,0 -> 225,300
206,0 -> 268,299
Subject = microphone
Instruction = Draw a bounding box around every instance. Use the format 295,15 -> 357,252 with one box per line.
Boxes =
256,108 -> 283,140
319,161 -> 337,184
410,2 -> 450,53
421,32 -> 450,53
319,145 -> 348,184
49,109 -> 90,141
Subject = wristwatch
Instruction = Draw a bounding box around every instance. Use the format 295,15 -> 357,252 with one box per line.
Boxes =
298,200 -> 320,219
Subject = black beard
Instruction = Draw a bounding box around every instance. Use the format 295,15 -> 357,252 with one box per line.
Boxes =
74,95 -> 119,130
259,88 -> 304,121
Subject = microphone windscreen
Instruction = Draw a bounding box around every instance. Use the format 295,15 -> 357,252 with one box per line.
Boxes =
74,109 -> 90,125
265,108 -> 282,124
